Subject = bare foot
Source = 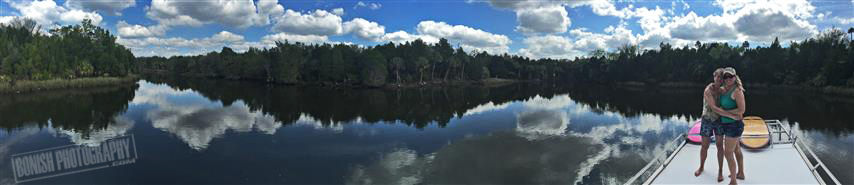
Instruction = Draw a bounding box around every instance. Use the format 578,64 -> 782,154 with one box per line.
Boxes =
694,168 -> 703,176
728,174 -> 746,180
729,180 -> 738,185
717,174 -> 725,182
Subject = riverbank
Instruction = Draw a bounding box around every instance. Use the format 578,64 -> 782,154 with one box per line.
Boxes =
0,75 -> 139,94
616,81 -> 854,96
141,71 -> 526,89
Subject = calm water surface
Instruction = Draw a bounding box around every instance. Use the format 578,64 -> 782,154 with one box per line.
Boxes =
1,78 -> 852,184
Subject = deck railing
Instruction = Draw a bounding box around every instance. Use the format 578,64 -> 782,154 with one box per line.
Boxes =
625,120 -> 841,185
767,120 -> 841,185
623,133 -> 686,185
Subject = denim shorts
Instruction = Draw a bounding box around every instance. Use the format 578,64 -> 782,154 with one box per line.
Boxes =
719,120 -> 744,137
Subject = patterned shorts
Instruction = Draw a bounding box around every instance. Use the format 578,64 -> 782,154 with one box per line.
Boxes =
700,118 -> 721,137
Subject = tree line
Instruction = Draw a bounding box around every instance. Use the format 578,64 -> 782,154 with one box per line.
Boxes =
137,38 -> 554,87
572,28 -> 854,88
137,28 -> 854,89
0,18 -> 135,86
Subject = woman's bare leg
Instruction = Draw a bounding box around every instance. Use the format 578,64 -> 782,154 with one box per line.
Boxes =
724,136 -> 739,185
735,142 -> 745,179
715,135 -> 725,182
695,136 -> 711,176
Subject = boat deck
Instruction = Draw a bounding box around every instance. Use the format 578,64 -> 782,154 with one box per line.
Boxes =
626,119 -> 840,185
651,144 -> 816,184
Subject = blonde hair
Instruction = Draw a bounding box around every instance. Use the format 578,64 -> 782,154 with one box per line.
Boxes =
712,68 -> 724,83
734,75 -> 745,92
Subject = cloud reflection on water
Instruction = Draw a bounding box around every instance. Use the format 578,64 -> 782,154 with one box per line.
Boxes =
131,81 -> 350,150
346,93 -> 692,184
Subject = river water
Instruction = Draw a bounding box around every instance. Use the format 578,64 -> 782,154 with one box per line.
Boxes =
1,78 -> 851,184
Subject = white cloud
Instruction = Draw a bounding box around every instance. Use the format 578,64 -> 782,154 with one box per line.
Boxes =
4,0 -> 103,26
117,31 -> 246,50
519,25 -> 640,59
332,8 -> 345,16
731,6 -> 817,42
256,0 -> 285,25
146,0 -> 284,28
715,0 -> 814,19
344,18 -> 386,41
116,21 -> 167,38
378,21 -> 512,54
415,21 -> 512,54
380,31 -> 439,44
835,17 -> 854,25
64,0 -> 135,16
260,32 -> 329,44
354,1 -> 382,10
271,9 -> 343,35
665,0 -> 817,43
666,12 -> 738,41
0,16 -> 14,25
584,0 -> 634,19
515,5 -> 570,34
518,35 -> 578,59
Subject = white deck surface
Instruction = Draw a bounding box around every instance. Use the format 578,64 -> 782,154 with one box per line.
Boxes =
651,143 -> 819,184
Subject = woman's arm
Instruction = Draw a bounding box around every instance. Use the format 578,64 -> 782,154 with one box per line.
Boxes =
704,86 -> 737,118
729,89 -> 746,116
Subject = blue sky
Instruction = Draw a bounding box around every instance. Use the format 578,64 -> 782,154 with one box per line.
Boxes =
1,0 -> 852,58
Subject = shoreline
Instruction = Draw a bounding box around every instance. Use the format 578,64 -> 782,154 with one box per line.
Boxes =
615,81 -> 854,96
141,72 -> 526,89
0,75 -> 139,94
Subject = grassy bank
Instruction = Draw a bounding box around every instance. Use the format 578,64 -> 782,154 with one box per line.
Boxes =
0,75 -> 139,94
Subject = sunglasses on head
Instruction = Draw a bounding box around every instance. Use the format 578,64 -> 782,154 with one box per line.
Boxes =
722,74 -> 735,79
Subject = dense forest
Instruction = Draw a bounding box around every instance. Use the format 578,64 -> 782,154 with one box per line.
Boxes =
137,28 -> 854,89
0,18 -> 135,86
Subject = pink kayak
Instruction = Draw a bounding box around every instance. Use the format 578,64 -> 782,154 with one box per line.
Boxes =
686,120 -> 703,143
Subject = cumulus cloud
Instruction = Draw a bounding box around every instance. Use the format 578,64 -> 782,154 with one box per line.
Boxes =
519,26 -> 637,59
414,21 -> 512,54
116,21 -> 167,38
260,32 -> 329,44
118,31 -> 246,48
378,21 -> 512,54
146,0 -> 284,28
732,7 -> 816,42
518,35 -> 578,59
64,0 -> 135,15
380,31 -> 439,44
117,31 -> 265,57
332,8 -> 345,16
343,18 -> 386,41
515,5 -> 570,34
514,0 -> 822,58
4,0 -> 103,26
667,12 -> 738,41
663,0 -> 817,43
354,1 -> 382,10
271,9 -> 343,35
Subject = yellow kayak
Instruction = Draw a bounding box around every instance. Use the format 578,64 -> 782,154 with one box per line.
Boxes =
741,116 -> 771,149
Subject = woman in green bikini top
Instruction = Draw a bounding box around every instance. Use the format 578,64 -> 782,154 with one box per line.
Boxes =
716,67 -> 747,185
